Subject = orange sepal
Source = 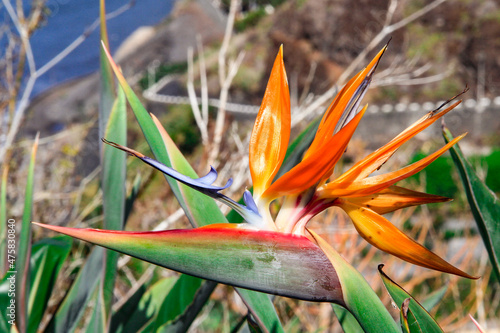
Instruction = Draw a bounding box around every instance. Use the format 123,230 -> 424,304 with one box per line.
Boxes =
305,46 -> 387,160
249,46 -> 290,200
318,134 -> 466,198
338,201 -> 477,279
335,100 -> 462,183
342,185 -> 451,215
263,105 -> 367,200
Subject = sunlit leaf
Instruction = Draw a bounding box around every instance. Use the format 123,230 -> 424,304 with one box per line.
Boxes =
17,134 -> 39,333
235,289 -> 284,333
309,230 -> 399,333
45,247 -> 103,332
443,125 -> 500,281
111,277 -> 176,332
27,236 -> 72,333
33,223 -> 343,303
331,304 -> 363,333
0,166 -> 7,275
379,265 -> 443,333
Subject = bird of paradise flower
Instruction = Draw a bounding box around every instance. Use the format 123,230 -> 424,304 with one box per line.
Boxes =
34,44 -> 475,328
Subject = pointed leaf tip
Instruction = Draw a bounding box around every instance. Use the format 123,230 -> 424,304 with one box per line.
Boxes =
379,265 -> 445,333
32,223 -> 345,303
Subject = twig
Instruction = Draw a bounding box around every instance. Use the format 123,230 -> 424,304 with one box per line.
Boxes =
197,35 -> 209,125
187,47 -> 209,145
0,0 -> 135,164
209,50 -> 245,165
293,0 -> 447,126
208,0 -> 242,166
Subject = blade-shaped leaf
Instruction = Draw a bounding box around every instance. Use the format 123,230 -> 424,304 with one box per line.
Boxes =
379,265 -> 443,333
443,126 -> 500,281
101,84 -> 127,323
110,277 -> 176,333
100,1 -> 126,324
0,166 -> 7,275
331,304 -> 363,333
0,272 -> 17,332
17,134 -> 39,333
235,289 -> 284,333
45,247 -> 103,333
420,286 -> 447,312
155,279 -> 217,332
309,230 -> 400,333
27,236 -> 72,333
98,0 -> 116,142
100,44 -> 190,222
124,174 -> 141,225
84,284 -> 106,333
400,298 -> 420,333
33,223 -> 344,303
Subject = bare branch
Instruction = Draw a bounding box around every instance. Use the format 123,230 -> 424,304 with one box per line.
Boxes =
208,0 -> 242,166
293,0 -> 447,125
197,35 -> 209,125
0,0 -> 134,164
187,47 -> 209,144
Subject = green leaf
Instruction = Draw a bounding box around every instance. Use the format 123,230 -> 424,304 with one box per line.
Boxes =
310,231 -> 400,333
235,289 -> 284,333
0,166 -> 7,275
443,126 -> 500,281
124,174 -> 141,225
84,284 -> 106,333
98,0 -> 116,142
45,247 -> 103,333
34,223 -> 344,303
151,275 -> 203,331
400,298 -> 425,333
17,135 -> 38,332
379,264 -> 443,333
331,304 -> 363,333
101,84 -> 127,324
27,236 -> 72,332
0,272 -> 17,332
110,276 -> 176,333
420,286 -> 447,312
156,279 -> 217,332
100,1 -> 127,323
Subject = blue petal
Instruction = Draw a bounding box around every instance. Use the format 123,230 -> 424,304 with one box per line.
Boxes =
196,166 -> 219,185
139,155 -> 232,195
243,190 -> 259,215
103,139 -> 263,226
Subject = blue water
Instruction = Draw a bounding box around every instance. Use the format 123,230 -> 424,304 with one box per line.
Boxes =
18,0 -> 174,96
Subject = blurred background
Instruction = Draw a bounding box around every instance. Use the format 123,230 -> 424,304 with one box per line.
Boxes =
2,0 -> 499,331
